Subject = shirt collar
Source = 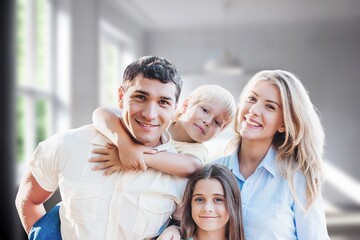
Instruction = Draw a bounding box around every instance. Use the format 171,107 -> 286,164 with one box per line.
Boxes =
228,145 -> 277,178
258,146 -> 277,177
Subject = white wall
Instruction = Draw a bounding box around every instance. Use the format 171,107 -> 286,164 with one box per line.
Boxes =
145,19 -> 360,208
69,0 -> 146,127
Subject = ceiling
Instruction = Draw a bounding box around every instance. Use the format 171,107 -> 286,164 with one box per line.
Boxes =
116,0 -> 360,31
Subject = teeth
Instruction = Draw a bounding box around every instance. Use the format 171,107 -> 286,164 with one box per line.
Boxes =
139,122 -> 155,127
246,119 -> 260,127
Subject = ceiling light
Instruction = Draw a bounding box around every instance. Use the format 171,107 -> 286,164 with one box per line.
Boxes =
204,49 -> 243,75
204,0 -> 243,75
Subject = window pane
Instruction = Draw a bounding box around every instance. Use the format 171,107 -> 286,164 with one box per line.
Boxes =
16,0 -> 26,86
100,41 -> 120,106
35,99 -> 49,144
36,0 -> 47,89
16,96 -> 25,163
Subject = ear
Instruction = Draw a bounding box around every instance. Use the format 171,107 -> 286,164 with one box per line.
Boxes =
180,99 -> 189,114
118,87 -> 125,109
277,124 -> 285,133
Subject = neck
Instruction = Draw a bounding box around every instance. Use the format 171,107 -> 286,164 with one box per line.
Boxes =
195,228 -> 227,240
168,121 -> 195,143
238,139 -> 272,179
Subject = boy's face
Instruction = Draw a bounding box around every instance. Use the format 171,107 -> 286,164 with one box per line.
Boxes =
178,100 -> 229,143
118,75 -> 177,147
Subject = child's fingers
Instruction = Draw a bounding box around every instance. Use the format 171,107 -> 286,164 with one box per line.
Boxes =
104,166 -> 121,176
144,148 -> 158,155
106,143 -> 116,149
137,160 -> 147,171
92,147 -> 111,155
88,155 -> 110,162
91,161 -> 114,171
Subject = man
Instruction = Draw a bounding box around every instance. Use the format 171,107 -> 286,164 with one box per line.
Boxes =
15,56 -> 195,239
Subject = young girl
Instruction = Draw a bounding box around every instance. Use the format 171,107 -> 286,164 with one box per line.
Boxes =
180,164 -> 245,240
90,84 -> 236,176
159,70 -> 330,240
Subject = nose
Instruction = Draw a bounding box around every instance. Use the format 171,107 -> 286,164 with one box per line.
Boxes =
249,102 -> 261,116
203,116 -> 211,127
202,200 -> 214,212
142,102 -> 157,120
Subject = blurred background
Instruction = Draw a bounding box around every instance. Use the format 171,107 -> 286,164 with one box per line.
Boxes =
2,0 -> 360,239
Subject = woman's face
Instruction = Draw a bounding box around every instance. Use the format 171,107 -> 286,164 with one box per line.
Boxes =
238,81 -> 285,144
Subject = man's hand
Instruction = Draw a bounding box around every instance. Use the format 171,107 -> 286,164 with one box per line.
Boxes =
156,225 -> 181,240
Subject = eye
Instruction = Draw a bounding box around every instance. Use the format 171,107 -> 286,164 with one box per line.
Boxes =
134,95 -> 146,101
159,99 -> 171,106
247,96 -> 256,102
193,197 -> 204,203
202,107 -> 209,114
214,120 -> 222,127
214,197 -> 225,203
266,104 -> 275,110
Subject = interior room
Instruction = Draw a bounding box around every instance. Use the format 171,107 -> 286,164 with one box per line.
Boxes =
3,0 -> 360,239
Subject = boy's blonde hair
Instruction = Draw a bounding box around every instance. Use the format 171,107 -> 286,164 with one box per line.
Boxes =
176,85 -> 236,130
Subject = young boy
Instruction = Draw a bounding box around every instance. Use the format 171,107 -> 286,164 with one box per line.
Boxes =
90,84 -> 236,176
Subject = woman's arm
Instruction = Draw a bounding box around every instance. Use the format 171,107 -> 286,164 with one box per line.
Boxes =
293,175 -> 330,239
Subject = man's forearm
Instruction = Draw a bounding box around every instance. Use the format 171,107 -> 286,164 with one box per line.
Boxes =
16,201 -> 46,234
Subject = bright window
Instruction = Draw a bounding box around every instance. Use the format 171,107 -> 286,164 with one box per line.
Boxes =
15,0 -> 70,168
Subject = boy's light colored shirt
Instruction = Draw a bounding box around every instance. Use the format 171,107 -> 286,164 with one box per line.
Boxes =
171,139 -> 208,164
29,124 -> 188,240
214,146 -> 330,240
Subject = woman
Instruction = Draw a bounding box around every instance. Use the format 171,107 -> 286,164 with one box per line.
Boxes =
215,70 -> 329,239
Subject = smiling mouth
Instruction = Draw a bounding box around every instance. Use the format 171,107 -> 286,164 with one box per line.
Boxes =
199,216 -> 218,219
245,118 -> 262,127
194,124 -> 205,134
135,119 -> 159,128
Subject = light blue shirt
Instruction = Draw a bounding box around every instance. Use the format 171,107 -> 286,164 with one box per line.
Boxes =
214,146 -> 329,240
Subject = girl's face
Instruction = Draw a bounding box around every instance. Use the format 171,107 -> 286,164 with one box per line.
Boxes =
191,178 -> 229,235
238,81 -> 285,144
178,101 -> 228,143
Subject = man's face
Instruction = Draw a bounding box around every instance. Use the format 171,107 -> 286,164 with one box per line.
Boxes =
118,75 -> 177,147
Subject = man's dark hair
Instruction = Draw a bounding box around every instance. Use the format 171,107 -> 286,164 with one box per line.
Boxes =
122,56 -> 182,102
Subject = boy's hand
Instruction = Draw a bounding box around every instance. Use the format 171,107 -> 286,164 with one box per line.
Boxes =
117,142 -> 156,171
156,225 -> 181,240
89,143 -> 157,174
90,143 -> 123,175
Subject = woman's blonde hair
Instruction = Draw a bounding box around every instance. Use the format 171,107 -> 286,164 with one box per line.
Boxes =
175,85 -> 236,130
226,70 -> 325,209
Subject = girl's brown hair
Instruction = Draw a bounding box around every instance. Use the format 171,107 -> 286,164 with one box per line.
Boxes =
180,164 -> 245,240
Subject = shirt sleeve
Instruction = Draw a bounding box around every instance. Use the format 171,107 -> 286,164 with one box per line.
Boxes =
293,173 -> 330,240
29,132 -> 63,192
177,144 -> 208,165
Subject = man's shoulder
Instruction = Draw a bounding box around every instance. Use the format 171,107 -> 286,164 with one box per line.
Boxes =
40,124 -> 96,147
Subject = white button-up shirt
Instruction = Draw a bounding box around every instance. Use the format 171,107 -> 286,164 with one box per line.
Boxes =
30,124 -> 188,240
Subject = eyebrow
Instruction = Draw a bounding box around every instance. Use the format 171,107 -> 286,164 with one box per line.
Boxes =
250,91 -> 281,108
134,90 -> 175,102
192,193 -> 225,197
